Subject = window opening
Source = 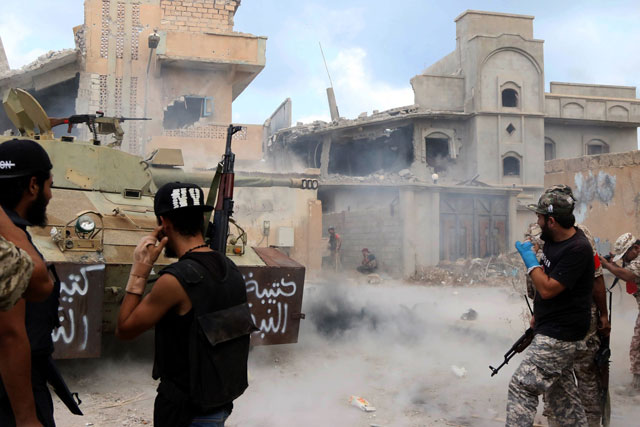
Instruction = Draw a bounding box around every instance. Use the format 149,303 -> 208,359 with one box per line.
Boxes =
587,142 -> 609,155
502,89 -> 518,107
503,156 -> 520,176
544,142 -> 555,161
163,96 -> 210,130
506,123 -> 515,135
425,136 -> 450,172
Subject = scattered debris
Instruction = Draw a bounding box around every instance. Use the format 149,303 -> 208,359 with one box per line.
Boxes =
451,365 -> 467,378
367,273 -> 382,284
460,308 -> 478,321
349,395 -> 376,412
409,253 -> 525,288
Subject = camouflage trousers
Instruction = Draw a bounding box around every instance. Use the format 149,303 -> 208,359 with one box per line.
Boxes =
506,334 -> 588,427
630,294 -> 640,375
544,307 -> 601,426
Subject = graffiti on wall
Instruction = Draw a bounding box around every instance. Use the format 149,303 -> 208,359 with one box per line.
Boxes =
573,171 -> 617,223
52,263 -> 105,359
238,265 -> 305,346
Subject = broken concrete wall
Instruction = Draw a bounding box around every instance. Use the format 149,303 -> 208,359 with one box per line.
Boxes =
323,209 -> 404,277
545,151 -> 640,252
411,118 -> 469,182
320,186 -> 402,275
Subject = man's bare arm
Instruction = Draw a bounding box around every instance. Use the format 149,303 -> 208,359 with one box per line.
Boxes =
116,274 -> 188,340
0,209 -> 52,302
599,256 -> 638,282
529,267 -> 566,299
0,300 -> 41,426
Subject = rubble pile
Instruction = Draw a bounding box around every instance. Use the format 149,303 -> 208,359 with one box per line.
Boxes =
0,49 -> 78,79
324,168 -> 418,185
409,253 -> 526,287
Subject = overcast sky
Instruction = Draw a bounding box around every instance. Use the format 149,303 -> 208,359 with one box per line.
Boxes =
1,1 -> 639,125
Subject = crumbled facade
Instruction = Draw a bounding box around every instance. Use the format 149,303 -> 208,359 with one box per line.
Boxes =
268,10 -> 640,276
0,0 -> 266,168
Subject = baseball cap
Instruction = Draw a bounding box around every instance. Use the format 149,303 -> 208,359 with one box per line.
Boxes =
613,232 -> 637,262
0,139 -> 52,179
154,182 -> 213,216
527,186 -> 575,216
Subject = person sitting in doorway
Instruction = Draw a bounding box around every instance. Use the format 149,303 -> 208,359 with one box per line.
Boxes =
357,248 -> 378,274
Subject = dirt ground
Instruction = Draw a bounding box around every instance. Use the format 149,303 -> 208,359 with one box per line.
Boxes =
53,273 -> 640,426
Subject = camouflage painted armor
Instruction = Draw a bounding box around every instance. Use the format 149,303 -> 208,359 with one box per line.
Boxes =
0,235 -> 33,311
524,222 -> 602,425
506,334 -> 588,426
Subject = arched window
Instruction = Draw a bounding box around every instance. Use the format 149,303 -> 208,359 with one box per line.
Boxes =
586,139 -> 609,155
503,156 -> 520,176
425,132 -> 451,172
502,89 -> 518,107
544,137 -> 556,161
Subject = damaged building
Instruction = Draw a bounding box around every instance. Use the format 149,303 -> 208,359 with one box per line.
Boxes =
0,1 -> 324,271
267,10 -> 640,277
0,0 -> 266,167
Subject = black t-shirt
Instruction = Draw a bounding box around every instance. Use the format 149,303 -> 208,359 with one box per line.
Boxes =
534,227 -> 594,341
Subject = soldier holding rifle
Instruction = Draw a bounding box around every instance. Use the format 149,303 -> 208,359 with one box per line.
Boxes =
506,186 -> 594,426
600,233 -> 640,394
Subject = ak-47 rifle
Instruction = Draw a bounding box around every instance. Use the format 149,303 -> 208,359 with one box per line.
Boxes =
46,357 -> 83,416
595,275 -> 618,427
45,265 -> 83,416
206,124 -> 243,253
49,112 -> 150,146
489,328 -> 535,376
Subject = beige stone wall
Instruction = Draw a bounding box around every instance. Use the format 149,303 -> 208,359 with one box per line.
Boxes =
160,0 -> 239,33
234,187 -> 323,272
545,151 -> 640,251
149,123 -> 263,169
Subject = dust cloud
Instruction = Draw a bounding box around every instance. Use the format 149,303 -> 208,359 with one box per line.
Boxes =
54,274 -> 640,426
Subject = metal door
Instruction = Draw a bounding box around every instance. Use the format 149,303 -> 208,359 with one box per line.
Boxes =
440,194 -> 508,261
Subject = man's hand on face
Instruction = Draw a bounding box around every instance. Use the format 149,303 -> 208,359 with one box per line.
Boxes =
133,225 -> 168,266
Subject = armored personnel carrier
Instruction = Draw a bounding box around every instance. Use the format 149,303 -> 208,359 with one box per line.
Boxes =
1,88 -> 316,358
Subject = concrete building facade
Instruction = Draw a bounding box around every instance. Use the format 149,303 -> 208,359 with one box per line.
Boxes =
0,0 -> 266,168
268,10 -> 640,277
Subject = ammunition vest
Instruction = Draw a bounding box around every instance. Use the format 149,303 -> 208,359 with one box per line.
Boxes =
153,251 -> 255,412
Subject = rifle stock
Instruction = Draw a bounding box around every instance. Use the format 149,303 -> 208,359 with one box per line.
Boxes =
46,357 -> 83,416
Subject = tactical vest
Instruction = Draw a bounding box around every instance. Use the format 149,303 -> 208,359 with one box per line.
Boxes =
154,252 -> 256,412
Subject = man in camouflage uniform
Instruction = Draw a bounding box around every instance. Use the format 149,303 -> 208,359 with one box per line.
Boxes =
600,232 -> 640,393
507,186 -> 594,426
0,235 -> 33,312
525,219 -> 609,426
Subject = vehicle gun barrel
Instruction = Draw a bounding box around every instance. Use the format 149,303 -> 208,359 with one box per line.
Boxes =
151,168 -> 319,190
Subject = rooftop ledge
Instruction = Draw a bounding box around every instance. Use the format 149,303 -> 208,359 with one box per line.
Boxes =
156,30 -> 266,69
